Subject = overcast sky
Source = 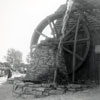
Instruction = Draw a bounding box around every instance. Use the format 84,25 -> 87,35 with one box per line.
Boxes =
0,0 -> 66,62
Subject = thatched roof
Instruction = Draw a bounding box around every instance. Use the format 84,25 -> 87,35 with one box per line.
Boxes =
76,0 -> 100,9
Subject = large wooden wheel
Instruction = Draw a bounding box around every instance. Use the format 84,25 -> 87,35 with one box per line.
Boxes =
30,11 -> 90,74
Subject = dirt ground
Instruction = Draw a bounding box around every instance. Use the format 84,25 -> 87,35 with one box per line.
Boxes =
0,80 -> 100,100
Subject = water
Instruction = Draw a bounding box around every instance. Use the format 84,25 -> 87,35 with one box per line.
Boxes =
0,76 -> 7,85
0,72 -> 25,85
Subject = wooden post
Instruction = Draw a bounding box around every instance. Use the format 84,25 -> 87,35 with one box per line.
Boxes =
53,68 -> 57,87
72,15 -> 81,83
53,0 -> 75,85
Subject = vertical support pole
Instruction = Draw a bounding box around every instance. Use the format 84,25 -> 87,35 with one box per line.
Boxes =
72,15 -> 81,83
53,50 -> 59,87
53,67 -> 57,86
99,60 -> 100,84
53,0 -> 75,85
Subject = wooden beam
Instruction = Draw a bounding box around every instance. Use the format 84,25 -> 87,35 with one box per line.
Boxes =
52,21 -> 59,36
63,47 -> 83,61
35,30 -> 49,38
63,38 -> 89,44
47,17 -> 56,38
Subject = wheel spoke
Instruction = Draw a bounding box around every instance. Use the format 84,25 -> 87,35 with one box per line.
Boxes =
63,47 -> 83,61
64,31 -> 75,41
35,30 -> 49,38
64,24 -> 83,41
47,17 -> 56,38
77,38 -> 89,42
64,24 -> 76,38
63,38 -> 89,44
52,21 -> 59,35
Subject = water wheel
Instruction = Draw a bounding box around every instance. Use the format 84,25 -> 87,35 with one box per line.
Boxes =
30,9 -> 90,75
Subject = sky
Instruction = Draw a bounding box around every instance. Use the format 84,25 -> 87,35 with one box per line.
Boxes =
0,0 -> 66,63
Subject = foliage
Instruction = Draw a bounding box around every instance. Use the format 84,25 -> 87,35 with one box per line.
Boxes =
5,48 -> 22,69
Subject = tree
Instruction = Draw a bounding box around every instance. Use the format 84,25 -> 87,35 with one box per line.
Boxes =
5,48 -> 23,70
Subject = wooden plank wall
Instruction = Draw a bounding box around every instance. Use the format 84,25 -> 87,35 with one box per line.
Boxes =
74,30 -> 100,84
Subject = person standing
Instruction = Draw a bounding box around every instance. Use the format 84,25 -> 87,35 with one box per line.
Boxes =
7,68 -> 12,79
